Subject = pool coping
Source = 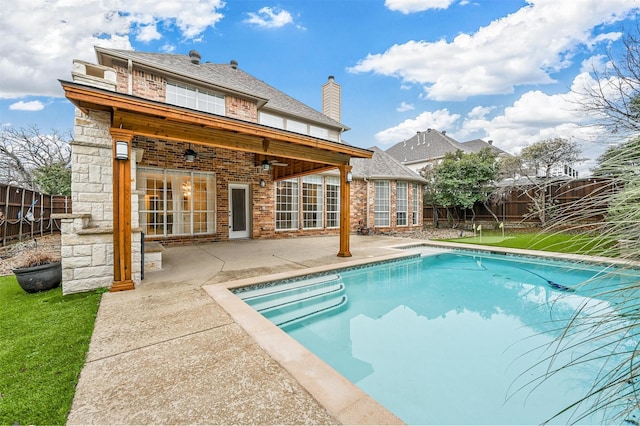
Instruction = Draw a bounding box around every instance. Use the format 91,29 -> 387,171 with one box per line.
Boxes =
202,242 -> 639,424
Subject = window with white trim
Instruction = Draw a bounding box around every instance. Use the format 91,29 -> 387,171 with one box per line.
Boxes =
275,179 -> 299,230
412,183 -> 420,225
326,177 -> 340,228
309,125 -> 329,139
374,180 -> 390,227
166,82 -> 225,115
302,175 -> 324,229
259,112 -> 284,129
286,119 -> 307,134
396,181 -> 408,226
138,167 -> 216,237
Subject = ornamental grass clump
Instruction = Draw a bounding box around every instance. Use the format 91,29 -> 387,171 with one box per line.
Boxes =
13,238 -> 60,269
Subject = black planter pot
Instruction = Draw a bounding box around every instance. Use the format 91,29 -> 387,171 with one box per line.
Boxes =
12,262 -> 62,293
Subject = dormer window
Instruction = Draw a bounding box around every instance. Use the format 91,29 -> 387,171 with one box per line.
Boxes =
166,82 -> 225,116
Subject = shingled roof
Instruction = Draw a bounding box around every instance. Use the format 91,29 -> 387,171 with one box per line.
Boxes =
350,146 -> 427,183
385,129 -> 507,164
94,47 -> 348,131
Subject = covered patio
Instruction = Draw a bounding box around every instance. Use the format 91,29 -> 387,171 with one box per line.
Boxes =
60,79 -> 373,294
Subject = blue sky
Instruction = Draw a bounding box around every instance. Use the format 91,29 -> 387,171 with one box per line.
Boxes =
0,0 -> 638,174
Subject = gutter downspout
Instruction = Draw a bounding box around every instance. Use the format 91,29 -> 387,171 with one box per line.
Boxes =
364,176 -> 370,229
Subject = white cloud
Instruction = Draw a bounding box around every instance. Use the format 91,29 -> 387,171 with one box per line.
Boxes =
0,0 -> 225,99
244,7 -> 294,29
9,100 -> 45,111
456,71 -> 619,174
397,101 -> 415,112
385,0 -> 455,14
375,109 -> 460,144
136,24 -> 162,42
377,71 -> 620,175
349,0 -> 635,101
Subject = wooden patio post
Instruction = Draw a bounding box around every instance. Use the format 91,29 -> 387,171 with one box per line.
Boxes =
110,129 -> 135,291
337,164 -> 352,257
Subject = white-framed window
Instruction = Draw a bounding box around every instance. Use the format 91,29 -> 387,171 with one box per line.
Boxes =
309,125 -> 329,139
275,179 -> 299,230
259,111 -> 284,129
138,167 -> 216,237
396,181 -> 408,226
286,119 -> 307,134
166,82 -> 225,116
374,180 -> 390,227
302,175 -> 324,229
412,183 -> 420,225
326,177 -> 340,228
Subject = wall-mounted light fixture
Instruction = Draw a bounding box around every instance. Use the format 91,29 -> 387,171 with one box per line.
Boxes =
261,159 -> 271,171
115,141 -> 129,160
346,171 -> 353,183
259,179 -> 266,188
184,144 -> 197,162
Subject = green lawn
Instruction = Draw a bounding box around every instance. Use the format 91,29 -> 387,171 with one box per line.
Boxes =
439,230 -> 618,256
0,276 -> 103,425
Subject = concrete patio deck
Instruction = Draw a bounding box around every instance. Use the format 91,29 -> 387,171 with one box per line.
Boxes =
66,234 -> 433,425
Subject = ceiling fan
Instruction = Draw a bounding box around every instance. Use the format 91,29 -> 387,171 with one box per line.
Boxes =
261,158 -> 288,170
183,143 -> 216,162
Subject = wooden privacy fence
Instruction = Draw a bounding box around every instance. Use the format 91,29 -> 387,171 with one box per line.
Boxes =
0,184 -> 72,246
423,178 -> 617,227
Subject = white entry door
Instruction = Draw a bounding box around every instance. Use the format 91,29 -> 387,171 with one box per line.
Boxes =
228,183 -> 250,239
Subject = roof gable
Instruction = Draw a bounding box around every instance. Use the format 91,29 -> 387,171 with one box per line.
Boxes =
385,129 -> 467,163
386,129 -> 509,164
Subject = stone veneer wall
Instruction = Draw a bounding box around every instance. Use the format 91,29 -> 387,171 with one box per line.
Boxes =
56,109 -> 142,294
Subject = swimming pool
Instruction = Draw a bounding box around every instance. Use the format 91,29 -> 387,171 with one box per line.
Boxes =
236,249 -> 640,425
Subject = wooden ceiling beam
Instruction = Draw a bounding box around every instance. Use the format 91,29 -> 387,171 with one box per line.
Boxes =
114,110 -> 351,166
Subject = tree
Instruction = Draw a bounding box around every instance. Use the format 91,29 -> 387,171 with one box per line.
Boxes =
519,138 -> 583,179
577,25 -> 640,134
0,125 -> 72,195
498,138 -> 583,225
428,147 -> 500,226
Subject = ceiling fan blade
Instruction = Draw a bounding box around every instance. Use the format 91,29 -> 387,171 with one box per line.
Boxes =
271,161 -> 288,167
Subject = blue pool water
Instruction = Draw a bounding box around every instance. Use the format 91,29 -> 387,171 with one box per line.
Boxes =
237,250 -> 640,425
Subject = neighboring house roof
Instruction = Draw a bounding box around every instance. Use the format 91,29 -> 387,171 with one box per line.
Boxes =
94,47 -> 349,132
462,138 -> 508,155
385,129 -> 509,165
350,146 -> 428,183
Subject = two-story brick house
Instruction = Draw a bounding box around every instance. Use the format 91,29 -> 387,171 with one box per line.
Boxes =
57,47 -> 378,294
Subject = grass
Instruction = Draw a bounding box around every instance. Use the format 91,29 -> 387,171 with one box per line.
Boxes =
439,230 -> 618,256
0,275 -> 103,425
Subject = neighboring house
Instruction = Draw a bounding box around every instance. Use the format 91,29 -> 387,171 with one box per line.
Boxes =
385,128 -> 509,174
57,47 -> 373,294
348,147 -> 427,233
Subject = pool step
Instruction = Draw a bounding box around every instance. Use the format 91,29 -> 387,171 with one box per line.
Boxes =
239,274 -> 348,327
238,274 -> 343,307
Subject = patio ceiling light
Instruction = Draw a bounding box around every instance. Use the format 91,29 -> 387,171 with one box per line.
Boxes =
261,159 -> 271,171
184,144 -> 197,162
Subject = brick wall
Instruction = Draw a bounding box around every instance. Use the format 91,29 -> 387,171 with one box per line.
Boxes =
113,62 -> 166,101
226,96 -> 258,122
134,137 -> 277,245
350,179 -> 423,234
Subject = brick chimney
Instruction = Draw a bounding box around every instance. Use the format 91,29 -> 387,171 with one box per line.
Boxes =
322,76 -> 341,122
